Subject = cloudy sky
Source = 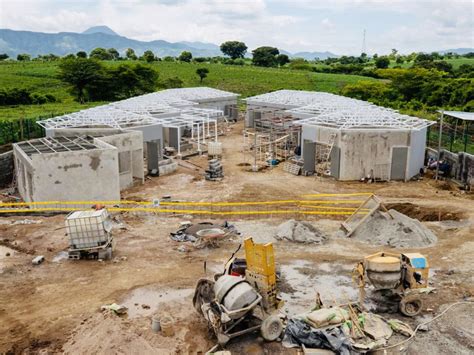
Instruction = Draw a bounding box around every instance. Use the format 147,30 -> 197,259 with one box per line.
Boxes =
0,0 -> 472,55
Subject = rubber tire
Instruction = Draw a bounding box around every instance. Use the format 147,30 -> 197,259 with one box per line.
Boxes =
399,295 -> 423,317
260,315 -> 283,341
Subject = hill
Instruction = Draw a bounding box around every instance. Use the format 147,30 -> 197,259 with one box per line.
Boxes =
82,25 -> 118,36
0,27 -> 338,59
0,28 -> 222,58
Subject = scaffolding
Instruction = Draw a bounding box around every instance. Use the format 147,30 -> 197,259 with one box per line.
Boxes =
243,105 -> 301,170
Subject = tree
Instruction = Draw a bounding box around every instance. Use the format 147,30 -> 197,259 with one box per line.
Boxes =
76,51 -> 87,58
196,68 -> 209,83
107,48 -> 120,60
178,51 -> 192,62
62,54 -> 75,60
58,58 -> 104,103
389,48 -> 398,60
276,54 -> 290,67
252,46 -> 279,67
163,56 -> 175,62
375,56 -> 390,69
220,41 -> 247,59
0,53 -> 9,61
89,47 -> 112,60
125,48 -> 137,60
103,63 -> 158,99
142,50 -> 155,63
415,53 -> 434,63
17,53 -> 31,61
157,76 -> 184,89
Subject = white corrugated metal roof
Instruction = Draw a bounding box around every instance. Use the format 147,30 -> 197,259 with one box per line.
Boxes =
439,110 -> 474,121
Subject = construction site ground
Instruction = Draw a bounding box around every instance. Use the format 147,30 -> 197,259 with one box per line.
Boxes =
1,121 -> 473,354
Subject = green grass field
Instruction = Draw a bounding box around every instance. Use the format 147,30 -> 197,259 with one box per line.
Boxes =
0,61 -> 376,121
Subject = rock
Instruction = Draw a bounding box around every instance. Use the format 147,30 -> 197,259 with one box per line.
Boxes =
418,324 -> 429,332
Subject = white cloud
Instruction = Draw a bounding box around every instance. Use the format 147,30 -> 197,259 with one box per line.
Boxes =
0,0 -> 471,54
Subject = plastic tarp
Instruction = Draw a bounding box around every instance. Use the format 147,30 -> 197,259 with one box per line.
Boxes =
283,318 -> 353,355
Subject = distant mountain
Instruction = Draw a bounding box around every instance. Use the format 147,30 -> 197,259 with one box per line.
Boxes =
179,41 -> 220,51
0,28 -> 223,57
82,25 -> 118,36
0,27 -> 339,59
292,51 -> 338,60
438,48 -> 473,55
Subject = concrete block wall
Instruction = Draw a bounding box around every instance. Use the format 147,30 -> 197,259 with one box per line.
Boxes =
98,131 -> 144,189
0,151 -> 14,188
427,148 -> 474,185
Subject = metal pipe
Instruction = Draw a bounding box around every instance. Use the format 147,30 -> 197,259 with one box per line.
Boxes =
197,122 -> 201,153
177,126 -> 181,156
214,121 -> 218,142
435,112 -> 443,180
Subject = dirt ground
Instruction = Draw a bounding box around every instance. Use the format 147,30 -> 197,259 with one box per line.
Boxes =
0,121 -> 473,354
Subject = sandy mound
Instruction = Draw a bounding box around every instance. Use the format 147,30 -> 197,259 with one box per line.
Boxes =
62,310 -> 211,354
276,220 -> 327,244
351,209 -> 437,248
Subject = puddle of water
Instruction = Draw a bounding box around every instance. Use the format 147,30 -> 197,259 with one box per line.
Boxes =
280,261 -> 358,316
120,286 -> 194,318
53,251 -> 69,263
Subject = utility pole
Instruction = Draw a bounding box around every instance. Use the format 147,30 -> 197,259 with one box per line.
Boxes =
362,29 -> 366,55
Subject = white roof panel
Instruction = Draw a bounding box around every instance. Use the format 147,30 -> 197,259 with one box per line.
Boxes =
439,110 -> 474,121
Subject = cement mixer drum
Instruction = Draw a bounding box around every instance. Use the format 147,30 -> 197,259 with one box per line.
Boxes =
365,254 -> 402,290
214,275 -> 259,319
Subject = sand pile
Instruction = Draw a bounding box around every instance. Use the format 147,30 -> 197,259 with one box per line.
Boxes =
62,310 -> 211,354
276,220 -> 327,244
351,209 -> 437,247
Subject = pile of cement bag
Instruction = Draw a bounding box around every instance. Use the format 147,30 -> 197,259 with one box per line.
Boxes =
283,306 -> 413,354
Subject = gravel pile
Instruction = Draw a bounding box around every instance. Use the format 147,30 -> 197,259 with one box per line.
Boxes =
351,209 -> 437,247
275,220 -> 327,244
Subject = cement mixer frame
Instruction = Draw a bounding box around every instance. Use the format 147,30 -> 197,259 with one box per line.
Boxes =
192,238 -> 283,348
353,251 -> 430,317
193,278 -> 282,346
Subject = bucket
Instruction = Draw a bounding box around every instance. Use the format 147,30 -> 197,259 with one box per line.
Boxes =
160,315 -> 175,337
151,315 -> 161,333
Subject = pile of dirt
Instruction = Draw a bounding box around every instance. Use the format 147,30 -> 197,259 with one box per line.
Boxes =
275,220 -> 327,244
62,310 -> 210,354
386,202 -> 464,221
351,209 -> 437,248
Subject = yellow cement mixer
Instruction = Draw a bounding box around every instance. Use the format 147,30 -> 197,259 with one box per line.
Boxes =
353,251 -> 430,316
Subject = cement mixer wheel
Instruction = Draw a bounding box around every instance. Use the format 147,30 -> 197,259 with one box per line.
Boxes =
260,315 -> 283,341
399,295 -> 423,317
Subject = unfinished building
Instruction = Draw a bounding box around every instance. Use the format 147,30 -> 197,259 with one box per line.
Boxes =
38,87 -> 238,160
13,132 -> 144,202
245,90 -> 433,181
